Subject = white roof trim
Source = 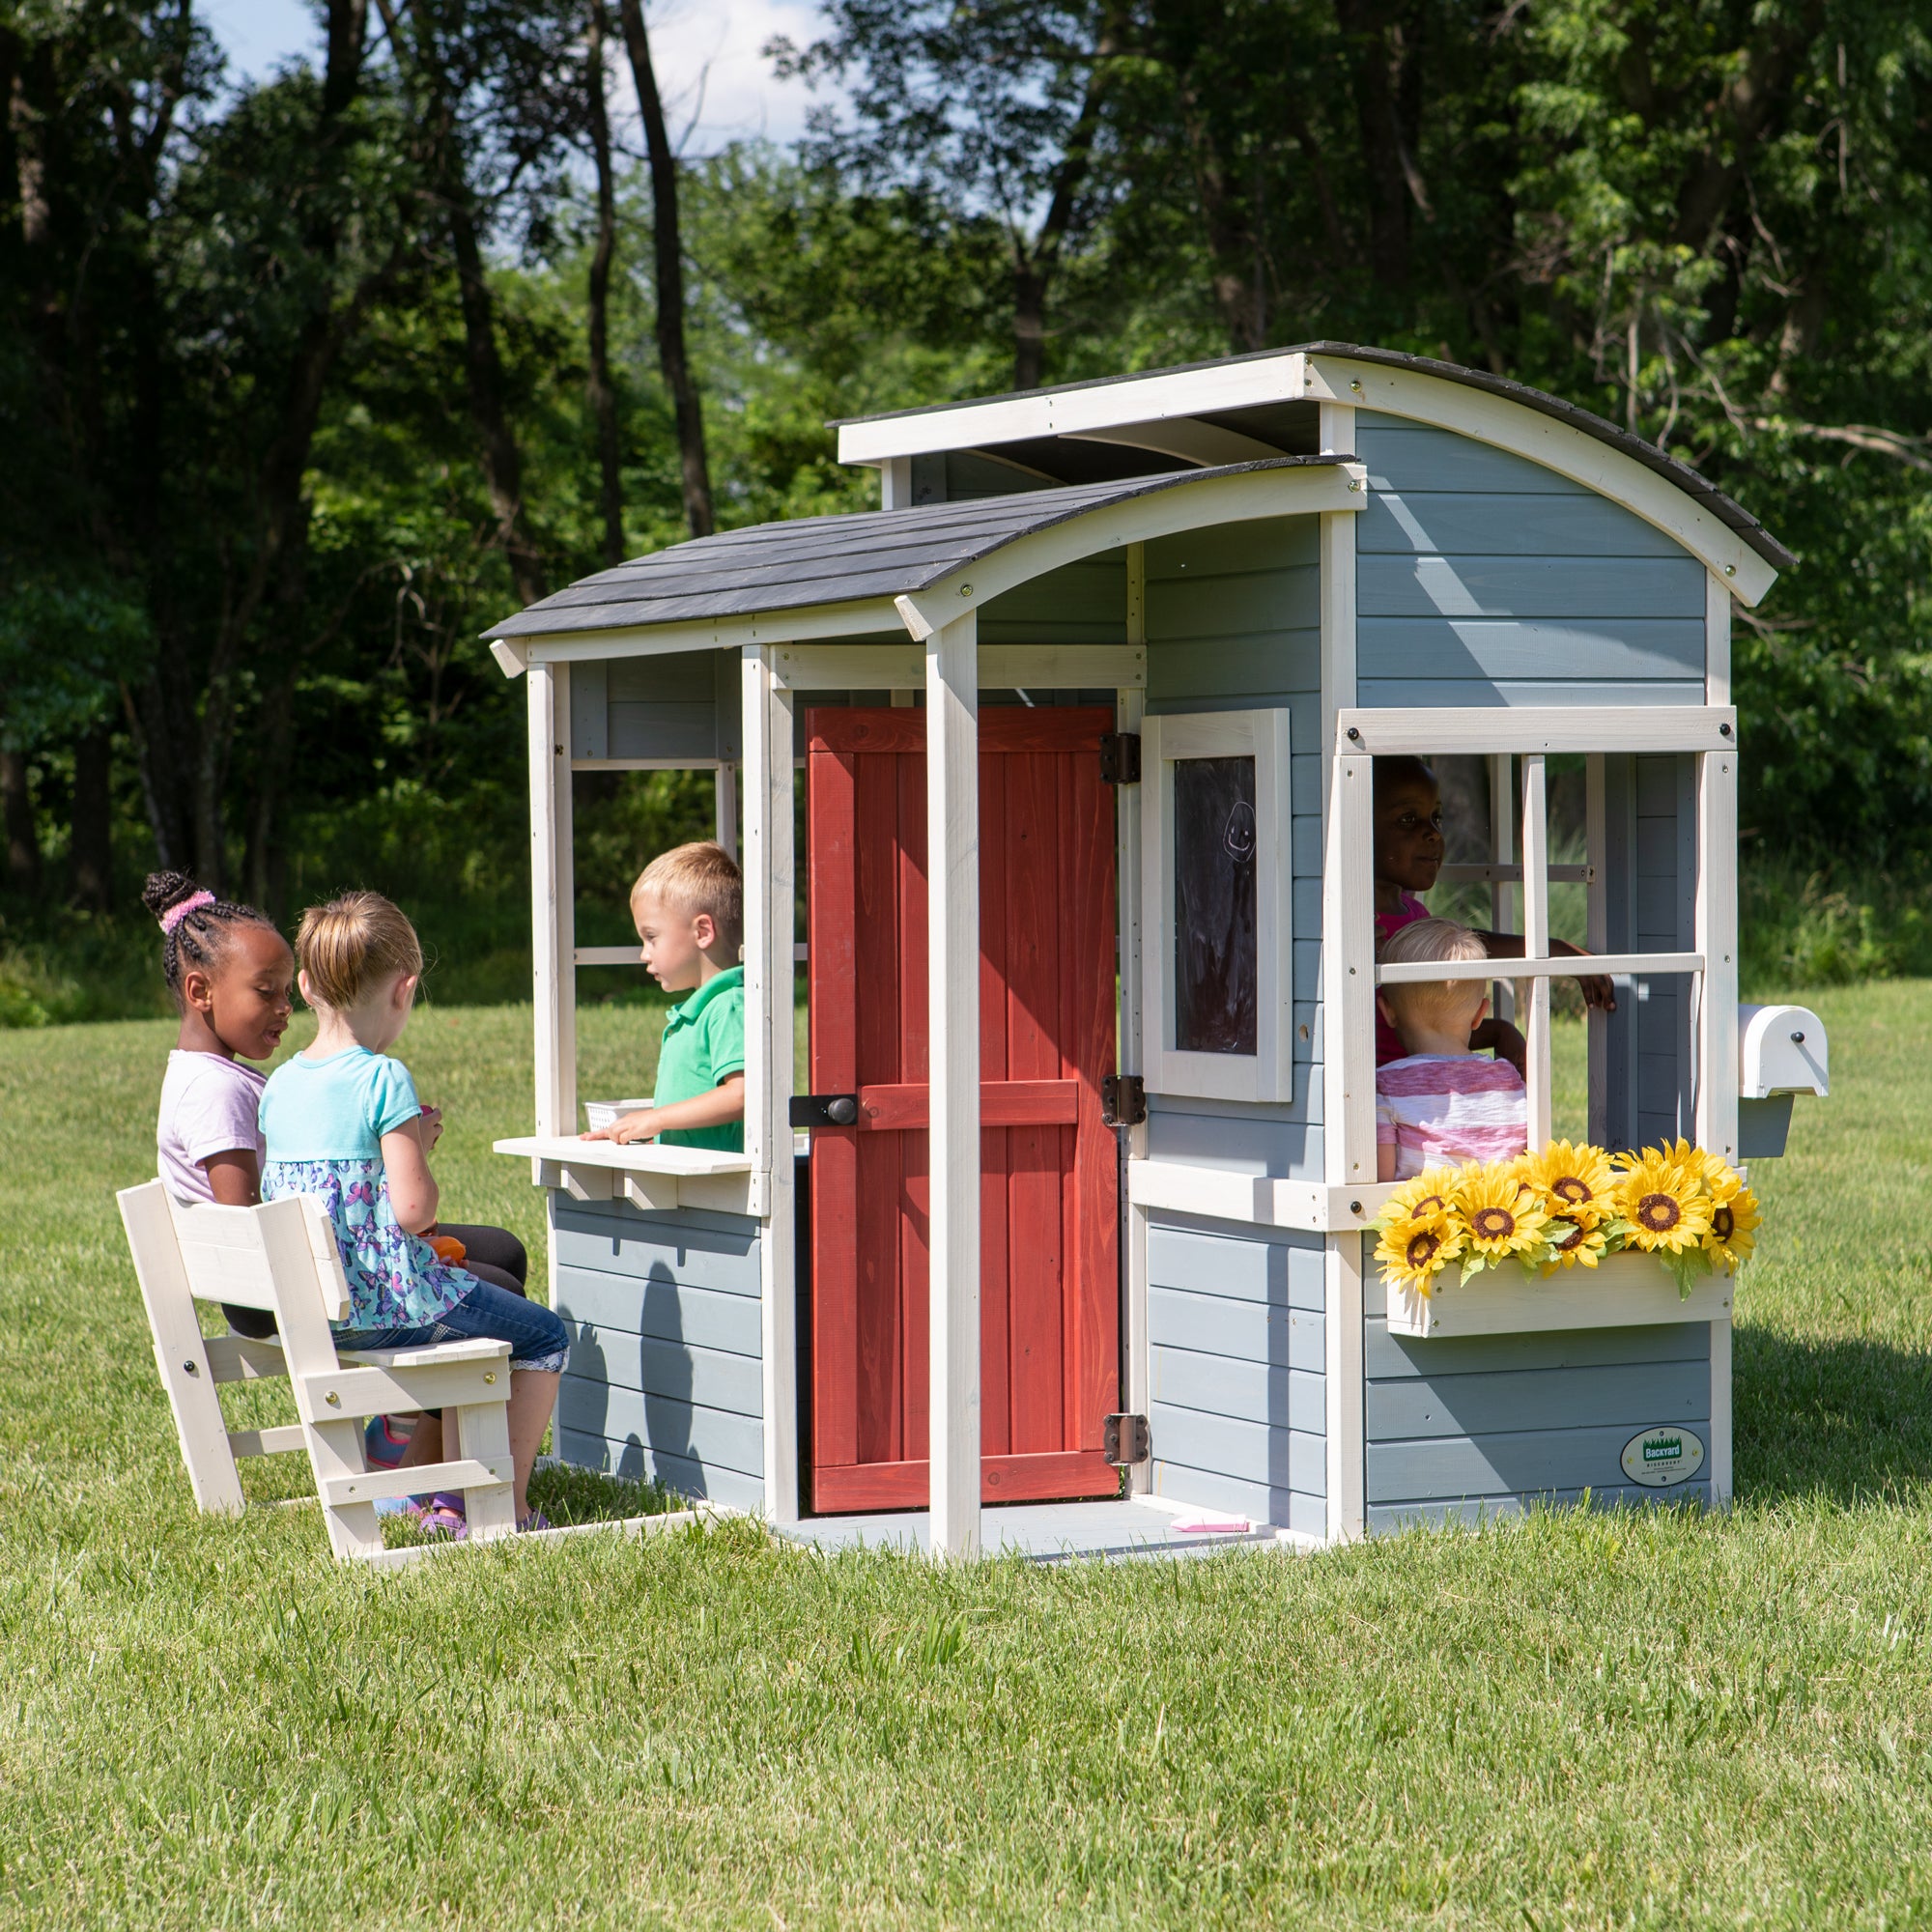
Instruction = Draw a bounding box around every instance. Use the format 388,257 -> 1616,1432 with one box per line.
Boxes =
895,460 -> 1364,641
1303,355 -> 1779,606
838,353 -> 1310,466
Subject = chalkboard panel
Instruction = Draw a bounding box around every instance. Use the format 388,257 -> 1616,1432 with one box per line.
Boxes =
1174,754 -> 1258,1054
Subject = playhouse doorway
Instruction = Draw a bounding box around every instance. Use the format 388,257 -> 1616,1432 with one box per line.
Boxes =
802,704 -> 1122,1513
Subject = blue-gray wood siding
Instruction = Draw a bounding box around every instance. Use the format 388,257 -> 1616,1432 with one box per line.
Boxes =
1597,753 -> 1696,1151
570,651 -> 741,763
1362,1242 -> 1711,1534
1144,1217 -> 1326,1538
1354,413 -> 1706,707
550,1194 -> 764,1511
1144,515 -> 1326,1179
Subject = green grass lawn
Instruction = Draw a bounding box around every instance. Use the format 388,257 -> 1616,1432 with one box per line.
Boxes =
4,989 -> 1931,1927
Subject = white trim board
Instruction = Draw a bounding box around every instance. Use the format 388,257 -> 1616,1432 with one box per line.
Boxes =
838,352 -> 1316,465
1338,706 -> 1737,755
773,641 -> 1147,692
1140,706 -> 1295,1105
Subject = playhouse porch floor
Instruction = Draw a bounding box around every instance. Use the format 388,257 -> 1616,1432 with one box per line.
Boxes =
773,1493 -> 1280,1562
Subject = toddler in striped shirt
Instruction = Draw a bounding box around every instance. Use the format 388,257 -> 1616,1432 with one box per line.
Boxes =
1375,918 -> 1528,1181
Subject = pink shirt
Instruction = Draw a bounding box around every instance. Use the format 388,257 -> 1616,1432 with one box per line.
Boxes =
156,1050 -> 267,1205
1375,892 -> 1430,1066
1376,1054 -> 1527,1179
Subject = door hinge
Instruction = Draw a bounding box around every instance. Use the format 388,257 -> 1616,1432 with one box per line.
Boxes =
1102,1412 -> 1151,1466
1101,1073 -> 1147,1127
790,1093 -> 859,1128
1098,732 -> 1141,785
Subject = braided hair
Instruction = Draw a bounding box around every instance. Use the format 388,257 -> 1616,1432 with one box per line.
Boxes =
140,870 -> 281,1008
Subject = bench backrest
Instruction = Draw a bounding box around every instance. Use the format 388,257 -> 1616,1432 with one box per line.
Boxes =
164,1191 -> 353,1322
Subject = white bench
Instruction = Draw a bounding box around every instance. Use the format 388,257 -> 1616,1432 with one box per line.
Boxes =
117,1179 -> 517,1559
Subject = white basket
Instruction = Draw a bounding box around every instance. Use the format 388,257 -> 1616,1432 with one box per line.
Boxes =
582,1098 -> 653,1133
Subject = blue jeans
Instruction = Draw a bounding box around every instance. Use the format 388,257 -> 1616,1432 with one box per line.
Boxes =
334,1279 -> 568,1375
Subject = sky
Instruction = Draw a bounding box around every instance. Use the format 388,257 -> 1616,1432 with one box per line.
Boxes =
200,0 -> 838,153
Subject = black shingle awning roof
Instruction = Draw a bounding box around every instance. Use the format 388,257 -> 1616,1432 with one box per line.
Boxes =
486,456 -> 1347,641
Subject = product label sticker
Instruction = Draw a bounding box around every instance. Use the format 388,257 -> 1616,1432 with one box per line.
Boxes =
1621,1425 -> 1706,1488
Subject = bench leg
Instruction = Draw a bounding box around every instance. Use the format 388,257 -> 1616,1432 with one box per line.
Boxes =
453,1399 -> 517,1542
304,1414 -> 385,1559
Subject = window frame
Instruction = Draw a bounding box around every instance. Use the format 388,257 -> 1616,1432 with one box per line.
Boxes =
1141,706 -> 1295,1104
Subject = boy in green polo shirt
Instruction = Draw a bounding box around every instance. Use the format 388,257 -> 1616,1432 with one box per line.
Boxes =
582,840 -> 745,1151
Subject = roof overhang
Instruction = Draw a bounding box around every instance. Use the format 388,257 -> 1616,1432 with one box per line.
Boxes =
835,343 -> 1789,606
489,457 -> 1364,674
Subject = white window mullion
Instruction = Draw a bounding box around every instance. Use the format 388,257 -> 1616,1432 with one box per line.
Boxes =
1520,753 -> 1552,1149
1488,753 -> 1515,1025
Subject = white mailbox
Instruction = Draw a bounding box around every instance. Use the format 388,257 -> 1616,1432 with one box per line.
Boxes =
1739,1003 -> 1829,1098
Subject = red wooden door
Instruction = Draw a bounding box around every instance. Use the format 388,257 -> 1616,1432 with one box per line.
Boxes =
805,704 -> 1120,1513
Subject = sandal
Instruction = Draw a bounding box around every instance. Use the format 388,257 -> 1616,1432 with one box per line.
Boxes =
517,1511 -> 553,1533
405,1491 -> 469,1540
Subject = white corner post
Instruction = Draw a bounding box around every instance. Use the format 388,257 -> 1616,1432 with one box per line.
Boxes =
744,646 -> 799,1527
1317,416 -> 1367,1546
1120,544 -> 1150,1492
880,455 -> 913,510
1694,728 -> 1739,1512
1584,753 -> 1609,1148
926,611 -> 980,1560
1520,753 -> 1552,1149
527,659 -> 576,1138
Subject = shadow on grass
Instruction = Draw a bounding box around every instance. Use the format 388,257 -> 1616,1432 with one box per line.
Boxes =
1736,1323 -> 1932,1507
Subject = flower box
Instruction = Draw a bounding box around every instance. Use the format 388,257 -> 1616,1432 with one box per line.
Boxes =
1384,1251 -> 1735,1340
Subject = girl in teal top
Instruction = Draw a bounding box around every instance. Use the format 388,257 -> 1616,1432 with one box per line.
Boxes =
260,891 -> 566,1536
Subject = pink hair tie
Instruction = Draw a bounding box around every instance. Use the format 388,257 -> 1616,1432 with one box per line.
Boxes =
159,890 -> 215,935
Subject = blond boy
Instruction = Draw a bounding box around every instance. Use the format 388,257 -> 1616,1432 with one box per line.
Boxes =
1375,917 -> 1527,1181
582,841 -> 745,1151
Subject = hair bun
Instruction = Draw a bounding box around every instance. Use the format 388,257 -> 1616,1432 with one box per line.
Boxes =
141,870 -> 207,923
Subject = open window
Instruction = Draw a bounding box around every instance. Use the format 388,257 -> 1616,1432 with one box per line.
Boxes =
1141,706 -> 1294,1103
1333,707 -> 1739,1183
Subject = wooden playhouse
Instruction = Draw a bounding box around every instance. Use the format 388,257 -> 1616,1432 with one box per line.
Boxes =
486,343 -> 1828,1557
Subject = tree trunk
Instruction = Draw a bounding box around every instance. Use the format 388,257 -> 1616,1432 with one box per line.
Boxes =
585,1 -> 625,568
1333,0 -> 1423,296
69,724 -> 112,911
617,0 -> 713,537
2,749 -> 39,893
1011,10 -> 1120,389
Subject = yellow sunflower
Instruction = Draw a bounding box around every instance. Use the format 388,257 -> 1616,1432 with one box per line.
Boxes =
1455,1161 -> 1551,1258
1520,1141 -> 1617,1218
1701,1183 -> 1762,1270
1382,1170 -> 1461,1226
1541,1215 -> 1611,1274
1612,1149 -> 1714,1255
1374,1211 -> 1466,1296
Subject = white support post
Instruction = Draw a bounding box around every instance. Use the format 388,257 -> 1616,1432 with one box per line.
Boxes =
1317,426 -> 1366,1551
1322,753 -> 1378,1187
1489,753 -> 1515,1025
925,611 -> 980,1560
1520,753 -> 1551,1150
1694,747 -> 1739,1164
1323,1233 -> 1365,1544
1585,753 -> 1608,1148
880,455 -> 913,510
1119,542 -> 1149,1491
527,662 -> 576,1138
743,647 -> 799,1526
714,763 -> 738,860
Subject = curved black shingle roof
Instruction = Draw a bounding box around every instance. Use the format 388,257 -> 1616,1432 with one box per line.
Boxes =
487,456 -> 1348,640
834,340 -> 1795,573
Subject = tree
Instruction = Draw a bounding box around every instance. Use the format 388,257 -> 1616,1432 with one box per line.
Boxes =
616,0 -> 713,534
771,1 -> 1133,390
